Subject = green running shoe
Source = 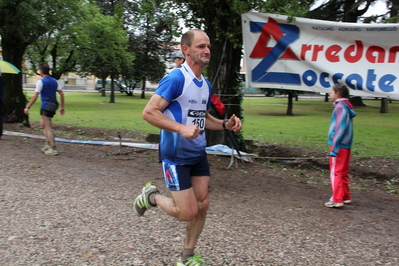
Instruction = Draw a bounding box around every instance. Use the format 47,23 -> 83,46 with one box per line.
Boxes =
41,144 -> 51,153
176,254 -> 206,266
133,181 -> 159,216
44,147 -> 59,156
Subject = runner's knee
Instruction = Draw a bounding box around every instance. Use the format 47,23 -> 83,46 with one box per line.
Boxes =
197,196 -> 209,212
177,207 -> 198,221
177,196 -> 209,221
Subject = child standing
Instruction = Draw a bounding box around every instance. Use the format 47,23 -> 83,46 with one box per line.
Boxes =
325,84 -> 356,208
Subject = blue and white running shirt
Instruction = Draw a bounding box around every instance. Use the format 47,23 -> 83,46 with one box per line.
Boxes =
35,76 -> 61,110
155,62 -> 212,165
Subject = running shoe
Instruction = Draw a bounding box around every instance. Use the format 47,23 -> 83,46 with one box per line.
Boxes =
133,181 -> 159,216
177,254 -> 206,266
325,201 -> 344,208
41,144 -> 51,153
343,199 -> 352,204
44,147 -> 59,156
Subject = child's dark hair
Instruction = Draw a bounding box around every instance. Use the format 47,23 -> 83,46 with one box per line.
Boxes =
332,84 -> 350,98
39,63 -> 50,75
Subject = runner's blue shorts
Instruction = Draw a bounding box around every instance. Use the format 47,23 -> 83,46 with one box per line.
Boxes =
162,153 -> 210,191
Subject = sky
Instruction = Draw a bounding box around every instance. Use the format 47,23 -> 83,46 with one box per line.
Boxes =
312,0 -> 389,17
363,0 -> 389,16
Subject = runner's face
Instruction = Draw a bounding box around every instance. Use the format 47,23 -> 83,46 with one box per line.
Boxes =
186,31 -> 211,66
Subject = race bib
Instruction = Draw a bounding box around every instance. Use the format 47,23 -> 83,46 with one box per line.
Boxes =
186,109 -> 206,131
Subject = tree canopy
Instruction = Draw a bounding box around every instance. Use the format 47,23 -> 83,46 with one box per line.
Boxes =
25,1 -> 100,80
74,8 -> 133,103
124,0 -> 180,98
0,0 -> 87,124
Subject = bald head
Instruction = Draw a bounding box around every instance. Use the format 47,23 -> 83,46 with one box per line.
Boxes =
181,30 -> 208,48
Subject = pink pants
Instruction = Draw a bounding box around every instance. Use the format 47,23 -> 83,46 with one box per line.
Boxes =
329,147 -> 351,203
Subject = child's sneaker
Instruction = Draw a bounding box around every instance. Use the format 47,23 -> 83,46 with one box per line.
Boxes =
176,254 -> 206,266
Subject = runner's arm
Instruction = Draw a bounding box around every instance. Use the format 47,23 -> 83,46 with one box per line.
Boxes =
205,113 -> 242,132
58,90 -> 65,115
142,94 -> 200,140
24,92 -> 39,115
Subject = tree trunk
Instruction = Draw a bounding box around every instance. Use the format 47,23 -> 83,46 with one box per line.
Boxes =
390,0 -> 399,22
1,39 -> 29,125
286,92 -> 294,116
101,78 -> 106,97
140,76 -> 146,99
205,108 -> 224,145
343,0 -> 359,22
324,93 -> 329,102
343,0 -> 372,22
109,76 -> 115,103
205,35 -> 243,147
349,96 -> 366,106
380,98 -> 388,113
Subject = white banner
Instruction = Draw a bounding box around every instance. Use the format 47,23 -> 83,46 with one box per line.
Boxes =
242,12 -> 399,99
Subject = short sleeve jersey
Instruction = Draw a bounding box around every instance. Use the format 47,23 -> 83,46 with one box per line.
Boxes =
35,76 -> 61,109
155,62 -> 212,165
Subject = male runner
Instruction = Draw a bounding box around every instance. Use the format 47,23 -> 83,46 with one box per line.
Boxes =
134,29 -> 242,265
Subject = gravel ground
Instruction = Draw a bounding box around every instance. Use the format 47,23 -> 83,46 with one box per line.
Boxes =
1,123 -> 399,266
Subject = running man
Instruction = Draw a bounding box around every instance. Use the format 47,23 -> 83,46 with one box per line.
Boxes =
24,63 -> 65,155
134,29 -> 242,265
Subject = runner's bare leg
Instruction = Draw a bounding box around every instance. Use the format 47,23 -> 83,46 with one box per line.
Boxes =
184,175 -> 210,249
154,175 -> 210,249
41,115 -> 55,147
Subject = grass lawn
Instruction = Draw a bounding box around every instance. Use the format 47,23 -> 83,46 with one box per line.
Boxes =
24,91 -> 399,157
242,97 -> 399,156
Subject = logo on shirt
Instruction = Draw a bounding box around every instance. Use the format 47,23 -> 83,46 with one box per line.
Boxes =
189,99 -> 198,104
188,110 -> 206,117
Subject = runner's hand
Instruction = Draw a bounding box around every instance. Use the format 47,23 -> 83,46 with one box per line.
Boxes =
181,125 -> 200,140
226,114 -> 242,132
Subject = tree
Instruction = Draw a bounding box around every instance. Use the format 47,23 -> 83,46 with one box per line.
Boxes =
386,0 -> 399,22
125,0 -> 180,99
74,10 -> 133,103
93,0 -> 178,98
172,0 -> 317,146
173,0 -> 256,146
0,0 -> 84,125
308,0 -> 377,107
325,93 -> 330,102
307,0 -> 376,22
378,0 -> 399,113
380,97 -> 389,113
25,1 -> 100,80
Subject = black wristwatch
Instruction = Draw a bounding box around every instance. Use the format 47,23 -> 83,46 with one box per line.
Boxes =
222,119 -> 229,130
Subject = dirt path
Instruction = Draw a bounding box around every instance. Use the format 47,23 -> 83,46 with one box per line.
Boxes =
1,123 -> 399,265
